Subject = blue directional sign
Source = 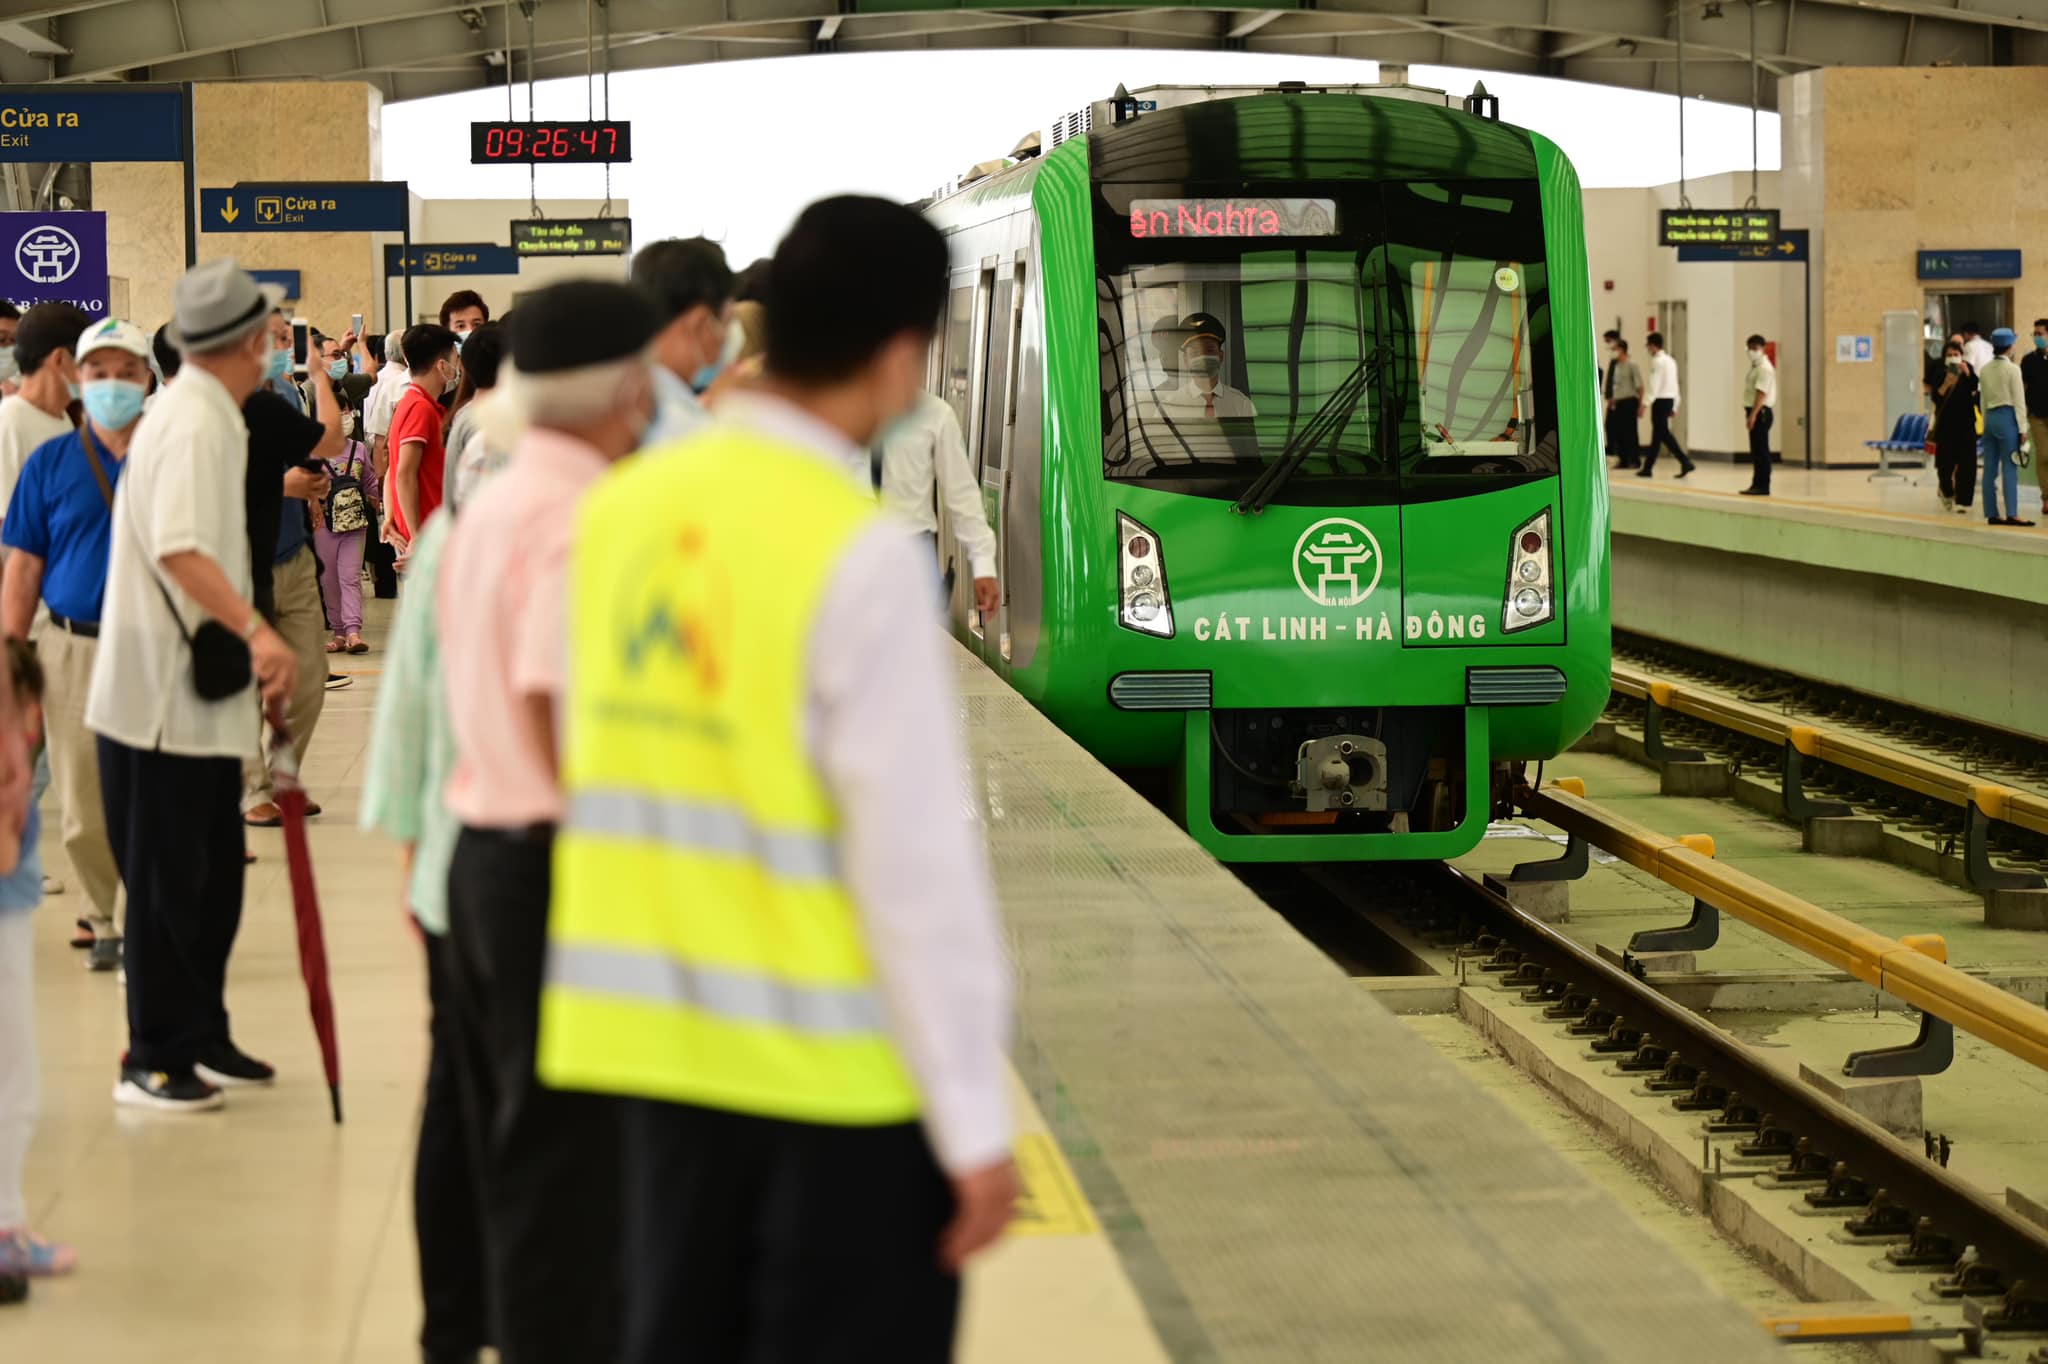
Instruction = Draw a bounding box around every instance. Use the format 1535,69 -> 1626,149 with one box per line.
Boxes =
250,269 -> 302,299
1917,249 -> 2020,280
383,242 -> 521,276
201,181 -> 409,233
1676,228 -> 1807,264
0,85 -> 185,163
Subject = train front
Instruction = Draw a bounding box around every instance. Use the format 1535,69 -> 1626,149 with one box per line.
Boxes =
1062,91 -> 1609,862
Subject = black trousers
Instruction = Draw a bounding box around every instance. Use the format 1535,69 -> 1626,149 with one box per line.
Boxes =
621,1099 -> 960,1363
96,737 -> 244,1074
1936,437 -> 1977,506
416,930 -> 490,1358
1606,398 -> 1641,466
366,516 -> 399,598
1748,405 -> 1775,490
447,827 -> 620,1364
1643,398 -> 1690,471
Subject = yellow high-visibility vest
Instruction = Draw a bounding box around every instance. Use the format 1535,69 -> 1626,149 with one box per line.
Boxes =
537,426 -> 920,1125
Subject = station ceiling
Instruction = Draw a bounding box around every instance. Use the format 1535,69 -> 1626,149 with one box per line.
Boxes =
0,0 -> 2040,109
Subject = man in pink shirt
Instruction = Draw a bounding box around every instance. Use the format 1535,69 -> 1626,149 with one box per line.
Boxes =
435,281 -> 658,1364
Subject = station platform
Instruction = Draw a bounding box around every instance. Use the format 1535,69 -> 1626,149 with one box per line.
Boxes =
5,609 -> 1776,1361
1606,461 -> 2048,736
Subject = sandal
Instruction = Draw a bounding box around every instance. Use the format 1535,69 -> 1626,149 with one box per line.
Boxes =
345,635 -> 368,654
324,636 -> 344,654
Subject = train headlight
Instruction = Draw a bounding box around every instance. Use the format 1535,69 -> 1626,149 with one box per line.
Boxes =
1118,511 -> 1174,638
1501,509 -> 1554,634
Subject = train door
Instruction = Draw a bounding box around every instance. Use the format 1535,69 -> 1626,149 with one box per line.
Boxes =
961,263 -> 997,647
977,258 -> 1023,666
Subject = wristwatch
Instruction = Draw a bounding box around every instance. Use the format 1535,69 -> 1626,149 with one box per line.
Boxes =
240,613 -> 261,642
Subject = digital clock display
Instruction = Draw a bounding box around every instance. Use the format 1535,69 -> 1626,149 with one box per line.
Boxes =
470,121 -> 631,164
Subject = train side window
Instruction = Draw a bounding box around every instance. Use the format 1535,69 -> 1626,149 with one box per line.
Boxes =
943,282 -> 976,433
979,276 -> 1015,475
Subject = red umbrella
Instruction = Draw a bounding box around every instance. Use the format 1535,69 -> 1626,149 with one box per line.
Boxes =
268,705 -> 342,1123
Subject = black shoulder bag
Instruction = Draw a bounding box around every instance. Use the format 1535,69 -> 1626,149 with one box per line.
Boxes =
92,426 -> 253,702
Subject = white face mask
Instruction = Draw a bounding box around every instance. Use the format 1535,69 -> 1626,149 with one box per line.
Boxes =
0,345 -> 17,382
1748,348 -> 1762,360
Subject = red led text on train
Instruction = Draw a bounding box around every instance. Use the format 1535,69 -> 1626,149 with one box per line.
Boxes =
1126,197 -> 1338,240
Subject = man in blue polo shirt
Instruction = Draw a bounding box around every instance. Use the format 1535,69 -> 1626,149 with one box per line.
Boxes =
0,319 -> 152,972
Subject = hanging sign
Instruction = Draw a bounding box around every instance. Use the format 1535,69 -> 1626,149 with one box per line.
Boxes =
202,181 -> 409,233
384,243 -> 522,276
510,218 -> 631,257
0,86 -> 185,163
1658,208 -> 1779,248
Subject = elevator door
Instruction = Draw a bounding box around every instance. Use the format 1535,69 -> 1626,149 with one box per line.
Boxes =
1651,299 -> 1689,446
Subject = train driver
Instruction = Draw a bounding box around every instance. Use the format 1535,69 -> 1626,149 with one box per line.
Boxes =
1159,312 -> 1255,421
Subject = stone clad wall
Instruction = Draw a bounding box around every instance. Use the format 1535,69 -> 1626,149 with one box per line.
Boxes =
1782,66 -> 2048,466
97,81 -> 382,337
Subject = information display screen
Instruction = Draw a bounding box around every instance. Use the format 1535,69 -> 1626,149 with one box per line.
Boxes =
510,217 -> 632,257
470,121 -> 631,164
1128,197 -> 1338,240
1657,208 -> 1778,247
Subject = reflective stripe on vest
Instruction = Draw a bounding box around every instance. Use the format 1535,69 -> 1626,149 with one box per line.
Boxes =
538,425 -> 921,1126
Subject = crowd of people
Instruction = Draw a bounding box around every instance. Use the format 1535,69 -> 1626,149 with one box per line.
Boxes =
0,192 -> 1018,1362
1925,320 -> 2045,525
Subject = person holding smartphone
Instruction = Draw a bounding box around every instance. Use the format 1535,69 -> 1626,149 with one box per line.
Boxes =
239,310 -> 342,831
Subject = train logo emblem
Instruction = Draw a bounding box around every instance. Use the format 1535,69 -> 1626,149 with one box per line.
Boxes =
15,225 -> 78,284
1293,518 -> 1382,607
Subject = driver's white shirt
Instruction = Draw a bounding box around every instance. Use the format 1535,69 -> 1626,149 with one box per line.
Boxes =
1154,379 -> 1256,420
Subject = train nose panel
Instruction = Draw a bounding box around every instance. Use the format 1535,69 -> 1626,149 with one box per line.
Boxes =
1156,501 -> 1406,653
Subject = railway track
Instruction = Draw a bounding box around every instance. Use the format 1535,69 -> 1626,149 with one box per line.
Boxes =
1249,858 -> 2048,1357
1609,631 -> 2048,879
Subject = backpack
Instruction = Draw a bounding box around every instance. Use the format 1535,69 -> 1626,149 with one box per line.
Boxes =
324,440 -> 371,535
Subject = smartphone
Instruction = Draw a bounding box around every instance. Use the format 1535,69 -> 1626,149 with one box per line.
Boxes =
350,312 -> 364,339
291,318 -> 311,377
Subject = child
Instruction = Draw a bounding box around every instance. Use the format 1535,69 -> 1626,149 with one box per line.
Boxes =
316,436 -> 376,655
0,636 -> 75,1300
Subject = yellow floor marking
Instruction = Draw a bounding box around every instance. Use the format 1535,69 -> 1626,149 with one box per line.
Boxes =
1008,1131 -> 1098,1236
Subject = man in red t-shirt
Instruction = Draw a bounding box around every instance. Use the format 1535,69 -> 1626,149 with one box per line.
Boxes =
387,322 -> 459,548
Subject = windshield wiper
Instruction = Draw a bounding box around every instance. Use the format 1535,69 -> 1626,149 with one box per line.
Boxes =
1234,347 -> 1386,515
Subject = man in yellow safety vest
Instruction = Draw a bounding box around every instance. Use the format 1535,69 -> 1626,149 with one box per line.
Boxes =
538,195 -> 1015,1362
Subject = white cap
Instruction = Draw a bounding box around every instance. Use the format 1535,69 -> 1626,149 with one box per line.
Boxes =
76,317 -> 153,364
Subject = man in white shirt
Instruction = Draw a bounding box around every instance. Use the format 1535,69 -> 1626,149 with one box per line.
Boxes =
1740,333 -> 1777,496
1638,330 -> 1695,479
879,390 -> 998,616
1156,311 -> 1256,421
1961,321 -> 1995,376
87,259 -> 297,1113
632,237 -> 737,447
0,304 -> 90,533
540,194 -> 1014,1362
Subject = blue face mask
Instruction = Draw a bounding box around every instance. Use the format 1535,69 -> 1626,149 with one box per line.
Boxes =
66,379 -> 80,401
81,378 -> 146,431
328,358 -> 349,381
265,346 -> 290,383
690,319 -> 746,394
2035,334 -> 2047,351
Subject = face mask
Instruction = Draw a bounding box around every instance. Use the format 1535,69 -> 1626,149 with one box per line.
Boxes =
1185,354 -> 1223,380
691,319 -> 746,393
454,332 -> 467,353
1748,348 -> 1762,361
81,378 -> 146,430
65,380 -> 80,402
327,358 -> 349,382
265,347 -> 290,383
2035,335 -> 2047,351
0,346 -> 17,382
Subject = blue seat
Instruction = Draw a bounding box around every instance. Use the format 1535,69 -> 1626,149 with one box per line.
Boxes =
1866,414 -> 1909,452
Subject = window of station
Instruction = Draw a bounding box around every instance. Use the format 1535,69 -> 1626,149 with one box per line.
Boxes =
1382,179 -> 1557,501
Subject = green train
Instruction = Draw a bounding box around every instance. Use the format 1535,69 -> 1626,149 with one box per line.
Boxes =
921,81 -> 1610,862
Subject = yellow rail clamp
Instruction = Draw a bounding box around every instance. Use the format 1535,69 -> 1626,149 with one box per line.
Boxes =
1899,933 -> 1947,964
1787,724 -> 1822,758
1678,834 -> 1715,858
1761,1304 -> 1916,1340
1972,784 -> 2016,823
1647,680 -> 1677,707
1548,776 -> 1586,797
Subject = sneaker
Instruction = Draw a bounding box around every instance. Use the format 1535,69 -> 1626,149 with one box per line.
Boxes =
1940,495 -> 1955,511
40,875 -> 62,896
114,1066 -> 224,1112
194,1041 -> 275,1088
324,673 -> 353,691
87,935 -> 121,973
0,1230 -> 77,1278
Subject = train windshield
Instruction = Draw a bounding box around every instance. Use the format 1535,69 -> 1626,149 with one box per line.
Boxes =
1095,180 -> 1555,505
1098,249 -> 1394,505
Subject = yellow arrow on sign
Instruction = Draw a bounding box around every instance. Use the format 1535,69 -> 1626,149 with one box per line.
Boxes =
219,198 -> 239,225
